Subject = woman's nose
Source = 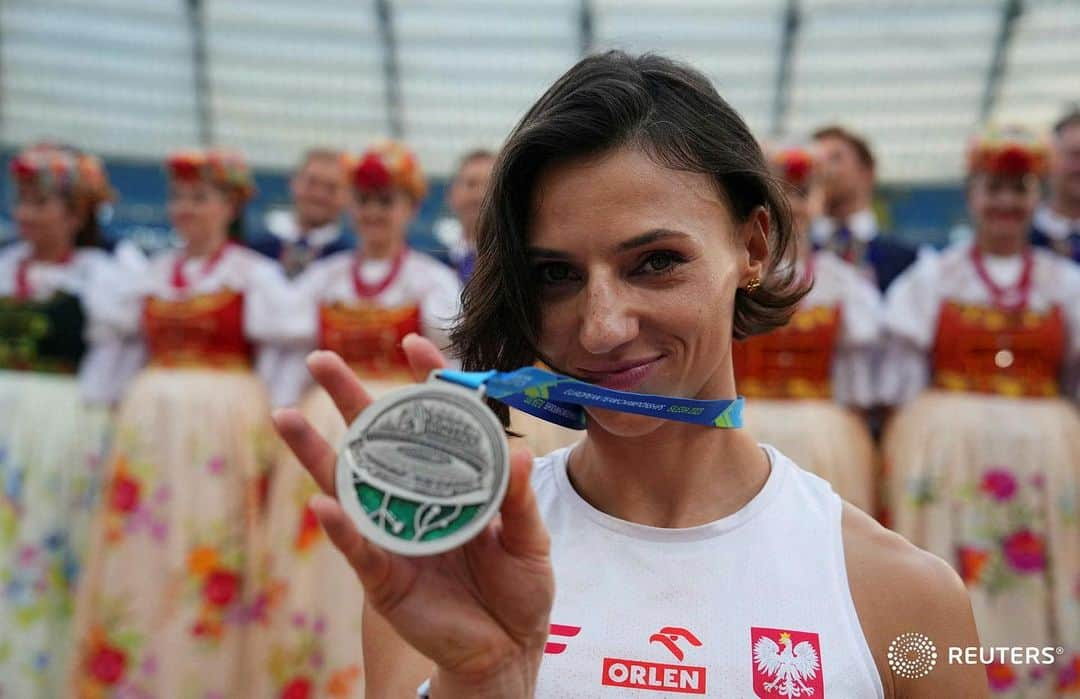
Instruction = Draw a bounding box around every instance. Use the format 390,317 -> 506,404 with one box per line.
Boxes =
578,276 -> 638,356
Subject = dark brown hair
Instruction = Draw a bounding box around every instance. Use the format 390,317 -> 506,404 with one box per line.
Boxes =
812,124 -> 876,172
451,51 -> 806,424
1053,106 -> 1080,137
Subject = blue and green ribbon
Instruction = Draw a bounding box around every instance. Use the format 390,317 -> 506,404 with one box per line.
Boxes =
436,366 -> 743,430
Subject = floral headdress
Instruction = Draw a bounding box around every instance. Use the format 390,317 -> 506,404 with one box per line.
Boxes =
767,144 -> 816,190
966,126 -> 1048,178
166,148 -> 257,203
10,143 -> 114,215
348,139 -> 427,202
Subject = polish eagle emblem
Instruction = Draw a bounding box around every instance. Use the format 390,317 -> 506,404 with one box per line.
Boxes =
752,628 -> 822,697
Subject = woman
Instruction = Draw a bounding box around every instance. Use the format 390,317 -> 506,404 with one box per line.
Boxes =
275,52 -> 985,698
0,144 -> 122,697
74,149 -> 285,698
253,140 -> 460,699
881,127 -> 1080,696
732,144 -> 882,512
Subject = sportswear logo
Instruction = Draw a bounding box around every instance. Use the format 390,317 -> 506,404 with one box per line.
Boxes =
544,623 -> 581,655
649,626 -> 703,661
751,627 -> 824,698
602,626 -> 707,694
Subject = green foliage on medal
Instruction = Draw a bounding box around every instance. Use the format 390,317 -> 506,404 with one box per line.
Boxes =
355,482 -> 481,542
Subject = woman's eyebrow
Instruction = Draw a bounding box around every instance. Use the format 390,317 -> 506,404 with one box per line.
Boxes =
528,247 -> 572,260
614,229 -> 691,253
529,229 -> 691,259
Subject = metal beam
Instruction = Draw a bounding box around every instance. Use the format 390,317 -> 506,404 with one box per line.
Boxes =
980,0 -> 1023,124
770,0 -> 800,137
375,0 -> 404,139
0,0 -> 8,148
579,0 -> 595,57
186,0 -> 213,146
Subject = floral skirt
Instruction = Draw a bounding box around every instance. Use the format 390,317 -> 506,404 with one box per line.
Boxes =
742,399 -> 876,513
251,379 -> 405,699
0,371 -> 109,698
72,368 -> 276,698
883,390 -> 1080,697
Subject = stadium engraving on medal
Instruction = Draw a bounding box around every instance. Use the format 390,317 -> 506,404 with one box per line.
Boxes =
335,379 -> 509,556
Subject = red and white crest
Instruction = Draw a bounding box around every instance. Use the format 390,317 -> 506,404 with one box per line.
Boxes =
750,627 -> 824,698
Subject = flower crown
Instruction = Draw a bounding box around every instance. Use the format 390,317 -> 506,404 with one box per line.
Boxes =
966,126 -> 1048,177
768,145 -> 816,189
348,139 -> 427,202
166,148 -> 257,203
10,143 -> 114,212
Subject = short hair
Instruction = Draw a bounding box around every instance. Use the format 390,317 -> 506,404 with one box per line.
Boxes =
454,149 -> 496,178
1052,106 -> 1080,137
297,147 -> 344,171
450,51 -> 807,425
812,124 -> 876,171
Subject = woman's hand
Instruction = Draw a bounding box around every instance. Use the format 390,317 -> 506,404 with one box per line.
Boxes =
272,335 -> 554,697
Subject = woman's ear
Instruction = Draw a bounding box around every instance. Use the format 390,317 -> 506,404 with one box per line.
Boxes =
739,206 -> 770,287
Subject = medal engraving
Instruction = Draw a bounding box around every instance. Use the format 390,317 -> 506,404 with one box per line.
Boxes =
336,380 -> 509,556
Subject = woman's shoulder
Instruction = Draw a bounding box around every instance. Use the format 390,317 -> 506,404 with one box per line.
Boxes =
0,240 -> 29,267
306,249 -> 354,276
403,249 -> 461,289
527,445 -> 573,502
841,502 -> 981,698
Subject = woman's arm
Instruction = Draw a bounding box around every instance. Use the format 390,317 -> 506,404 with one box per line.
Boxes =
843,503 -> 988,699
274,338 -> 553,698
362,601 -> 434,698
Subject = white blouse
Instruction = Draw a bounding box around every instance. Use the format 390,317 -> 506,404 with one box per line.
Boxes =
85,242 -> 291,402
0,241 -> 144,405
879,240 -> 1080,404
801,250 -> 884,408
249,248 -> 463,407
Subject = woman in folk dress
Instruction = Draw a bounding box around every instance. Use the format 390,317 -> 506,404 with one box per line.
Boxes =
881,127 -> 1080,696
73,149 -> 287,698
733,144 -> 882,512
252,140 -> 461,699
0,143 -> 129,698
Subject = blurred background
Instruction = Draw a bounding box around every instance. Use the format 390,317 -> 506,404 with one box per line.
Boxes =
0,0 -> 1077,252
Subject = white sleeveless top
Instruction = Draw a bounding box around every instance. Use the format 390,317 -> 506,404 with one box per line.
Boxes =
531,444 -> 883,698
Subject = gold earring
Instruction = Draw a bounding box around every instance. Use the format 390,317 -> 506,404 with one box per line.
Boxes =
745,277 -> 761,294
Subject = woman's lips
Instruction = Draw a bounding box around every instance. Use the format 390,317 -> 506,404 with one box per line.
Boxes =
988,210 -> 1027,223
578,357 -> 663,391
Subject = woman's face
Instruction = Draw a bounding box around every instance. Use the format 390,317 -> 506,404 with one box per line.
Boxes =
168,179 -> 235,249
968,172 -> 1039,250
530,146 -> 767,437
14,183 -> 80,253
351,188 -> 416,250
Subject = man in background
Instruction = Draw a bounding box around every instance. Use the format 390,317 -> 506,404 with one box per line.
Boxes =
1031,107 -> 1080,262
443,149 -> 495,283
251,148 -> 352,277
811,125 -> 916,292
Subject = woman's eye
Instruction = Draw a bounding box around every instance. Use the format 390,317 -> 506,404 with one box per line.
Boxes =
536,262 -> 575,284
637,251 -> 683,274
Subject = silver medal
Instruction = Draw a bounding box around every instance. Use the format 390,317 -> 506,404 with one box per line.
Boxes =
335,376 -> 510,556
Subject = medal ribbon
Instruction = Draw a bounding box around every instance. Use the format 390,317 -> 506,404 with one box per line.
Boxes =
435,366 -> 744,430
